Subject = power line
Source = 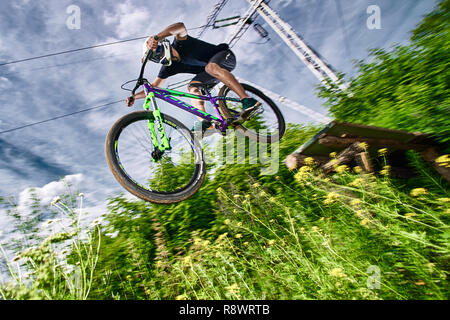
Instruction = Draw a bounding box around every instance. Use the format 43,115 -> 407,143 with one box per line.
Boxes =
1,53 -> 133,77
0,100 -> 123,134
0,25 -> 207,67
0,37 -> 150,67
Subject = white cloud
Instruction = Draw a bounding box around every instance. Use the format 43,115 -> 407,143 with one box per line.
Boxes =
103,0 -> 152,38
17,174 -> 84,212
0,77 -> 11,89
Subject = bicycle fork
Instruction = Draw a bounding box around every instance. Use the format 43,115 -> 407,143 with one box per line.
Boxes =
143,92 -> 171,161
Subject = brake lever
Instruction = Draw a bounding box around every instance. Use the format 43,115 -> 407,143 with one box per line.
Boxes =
127,36 -> 159,107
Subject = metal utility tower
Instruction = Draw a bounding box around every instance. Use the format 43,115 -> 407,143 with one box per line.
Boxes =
197,0 -> 230,38
228,0 -> 348,91
226,0 -> 266,47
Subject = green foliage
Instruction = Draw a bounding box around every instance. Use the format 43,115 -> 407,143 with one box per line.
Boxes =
318,0 -> 450,150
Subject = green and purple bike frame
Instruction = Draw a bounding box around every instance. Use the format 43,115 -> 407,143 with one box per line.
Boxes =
140,82 -> 241,158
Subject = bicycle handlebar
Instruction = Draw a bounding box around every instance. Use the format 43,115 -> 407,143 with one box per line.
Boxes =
128,35 -> 160,105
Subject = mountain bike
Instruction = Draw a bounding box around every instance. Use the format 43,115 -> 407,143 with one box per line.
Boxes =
105,44 -> 285,204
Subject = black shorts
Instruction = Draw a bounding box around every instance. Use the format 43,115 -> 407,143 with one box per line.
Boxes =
189,49 -> 236,86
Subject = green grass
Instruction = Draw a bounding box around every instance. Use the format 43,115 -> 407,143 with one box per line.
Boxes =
2,153 -> 448,300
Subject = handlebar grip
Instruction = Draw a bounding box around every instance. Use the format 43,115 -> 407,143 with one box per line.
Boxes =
127,96 -> 135,106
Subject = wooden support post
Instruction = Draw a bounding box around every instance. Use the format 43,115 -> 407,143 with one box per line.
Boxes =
285,154 -> 329,170
321,142 -> 365,174
355,152 -> 374,173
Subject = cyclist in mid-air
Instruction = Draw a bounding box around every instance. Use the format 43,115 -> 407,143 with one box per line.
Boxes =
126,22 -> 261,134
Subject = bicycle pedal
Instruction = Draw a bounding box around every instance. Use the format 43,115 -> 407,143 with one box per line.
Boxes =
232,104 -> 262,125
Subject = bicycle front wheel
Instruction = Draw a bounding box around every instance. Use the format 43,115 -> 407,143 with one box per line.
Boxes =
105,111 -> 206,204
218,83 -> 285,143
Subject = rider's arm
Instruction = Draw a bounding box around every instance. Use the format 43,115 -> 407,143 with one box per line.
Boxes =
126,78 -> 166,106
157,22 -> 187,40
146,23 -> 187,51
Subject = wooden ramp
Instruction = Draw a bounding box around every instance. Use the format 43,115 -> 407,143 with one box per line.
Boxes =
285,121 -> 450,182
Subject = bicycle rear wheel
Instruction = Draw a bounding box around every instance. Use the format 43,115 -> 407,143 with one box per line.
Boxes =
218,83 -> 285,143
105,111 -> 206,204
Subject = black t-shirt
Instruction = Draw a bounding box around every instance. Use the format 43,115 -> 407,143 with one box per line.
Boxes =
157,36 -> 229,79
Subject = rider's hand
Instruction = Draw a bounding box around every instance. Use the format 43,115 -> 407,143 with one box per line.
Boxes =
146,36 -> 159,51
126,96 -> 135,107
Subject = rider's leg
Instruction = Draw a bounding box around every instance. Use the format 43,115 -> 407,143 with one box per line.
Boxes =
204,62 -> 249,100
187,80 -> 206,112
188,80 -> 214,133
205,62 -> 261,120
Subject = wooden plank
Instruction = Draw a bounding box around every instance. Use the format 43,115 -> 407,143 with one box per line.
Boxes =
318,136 -> 429,152
291,121 -> 431,157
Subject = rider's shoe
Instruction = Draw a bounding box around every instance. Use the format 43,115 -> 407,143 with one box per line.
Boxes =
191,120 -> 218,138
235,98 -> 262,123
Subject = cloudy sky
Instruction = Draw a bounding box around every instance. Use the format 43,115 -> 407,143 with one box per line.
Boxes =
0,0 -> 440,248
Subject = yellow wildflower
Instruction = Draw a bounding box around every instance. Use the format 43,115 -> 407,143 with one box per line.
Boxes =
349,178 -> 364,187
437,198 -> 450,203
323,192 -> 339,205
350,199 -> 361,207
235,233 -> 242,239
359,142 -> 369,150
202,240 -> 210,247
224,219 -> 231,225
304,157 -> 316,166
410,188 -> 427,197
299,165 -> 312,173
329,151 -> 337,158
233,194 -> 240,199
300,227 -> 305,234
218,232 -> 228,241
182,256 -> 192,265
405,213 -> 417,218
435,154 -> 450,166
360,218 -> 370,226
330,268 -> 347,278
415,280 -> 426,286
311,226 -> 320,232
336,165 -> 349,174
176,294 -> 187,300
267,239 -> 276,246
353,166 -> 363,174
225,283 -> 240,295
378,148 -> 388,156
355,210 -> 365,218
380,165 -> 391,176
243,241 -> 249,246
252,182 -> 260,188
216,187 -> 224,193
